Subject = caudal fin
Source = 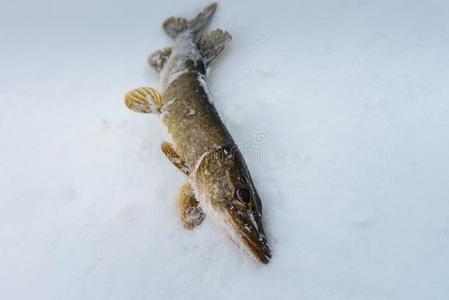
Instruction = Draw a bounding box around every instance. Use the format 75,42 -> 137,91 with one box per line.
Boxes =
163,3 -> 217,38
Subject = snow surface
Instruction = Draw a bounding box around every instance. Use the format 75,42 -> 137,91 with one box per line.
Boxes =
1,0 -> 449,299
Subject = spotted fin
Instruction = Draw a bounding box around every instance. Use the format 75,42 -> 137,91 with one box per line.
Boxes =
148,48 -> 172,72
124,87 -> 162,113
163,3 -> 217,38
161,142 -> 190,175
179,183 -> 205,229
196,29 -> 231,64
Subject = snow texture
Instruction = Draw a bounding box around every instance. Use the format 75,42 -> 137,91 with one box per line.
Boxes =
1,0 -> 449,299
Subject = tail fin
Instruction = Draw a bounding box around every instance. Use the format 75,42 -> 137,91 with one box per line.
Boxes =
163,3 -> 217,38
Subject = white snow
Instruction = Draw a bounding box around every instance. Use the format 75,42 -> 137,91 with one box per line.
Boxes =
1,0 -> 449,299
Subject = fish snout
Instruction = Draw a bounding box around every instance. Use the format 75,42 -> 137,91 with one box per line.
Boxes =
241,230 -> 272,264
225,210 -> 272,264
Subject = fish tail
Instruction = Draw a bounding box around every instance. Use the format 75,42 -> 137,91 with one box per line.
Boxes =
163,3 -> 217,38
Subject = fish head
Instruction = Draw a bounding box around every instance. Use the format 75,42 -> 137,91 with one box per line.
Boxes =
193,145 -> 272,263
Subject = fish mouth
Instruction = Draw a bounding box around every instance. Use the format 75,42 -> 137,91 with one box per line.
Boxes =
224,211 -> 272,264
241,231 -> 272,264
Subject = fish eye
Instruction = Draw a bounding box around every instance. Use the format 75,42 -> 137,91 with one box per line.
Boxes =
235,188 -> 250,203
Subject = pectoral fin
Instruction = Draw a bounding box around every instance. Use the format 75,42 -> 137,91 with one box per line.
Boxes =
148,48 -> 172,72
161,142 -> 190,175
196,29 -> 231,64
179,183 -> 205,229
124,87 -> 162,113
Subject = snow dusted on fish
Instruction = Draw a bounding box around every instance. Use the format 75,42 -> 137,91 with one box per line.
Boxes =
181,100 -> 196,116
159,98 -> 177,144
146,95 -> 161,113
160,32 -> 204,91
197,74 -> 214,104
248,210 -> 259,232
187,107 -> 196,116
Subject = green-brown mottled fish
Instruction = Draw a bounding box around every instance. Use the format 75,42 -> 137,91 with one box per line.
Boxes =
124,3 -> 271,263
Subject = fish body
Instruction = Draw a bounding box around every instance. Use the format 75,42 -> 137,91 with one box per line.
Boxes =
125,3 -> 271,263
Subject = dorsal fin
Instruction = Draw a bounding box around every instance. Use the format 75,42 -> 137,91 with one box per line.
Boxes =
196,29 -> 232,64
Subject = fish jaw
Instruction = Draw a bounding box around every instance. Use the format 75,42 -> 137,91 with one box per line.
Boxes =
223,205 -> 272,264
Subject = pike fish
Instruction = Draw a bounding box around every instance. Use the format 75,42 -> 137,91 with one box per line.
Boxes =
124,3 -> 272,263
